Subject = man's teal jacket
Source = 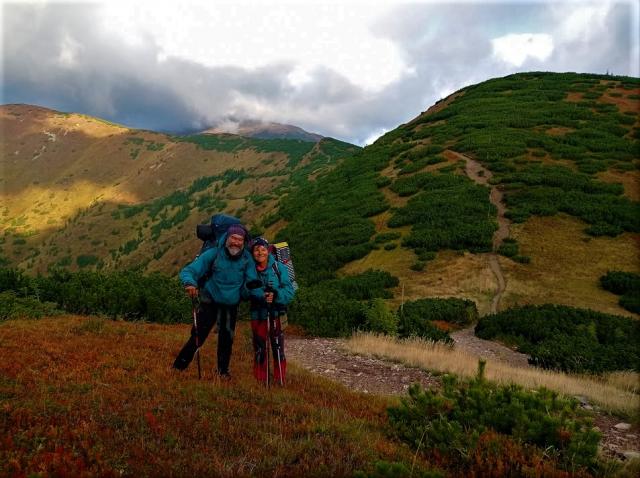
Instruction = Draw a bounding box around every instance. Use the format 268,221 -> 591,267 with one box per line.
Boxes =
179,238 -> 259,306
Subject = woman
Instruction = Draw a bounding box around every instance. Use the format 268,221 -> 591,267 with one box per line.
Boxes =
249,237 -> 295,385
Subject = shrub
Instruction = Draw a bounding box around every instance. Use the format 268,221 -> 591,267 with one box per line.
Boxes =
364,299 -> 398,335
401,297 -> 478,329
600,271 -> 640,295
388,372 -> 601,475
410,261 -> 425,271
600,271 -> 640,314
76,255 -> 99,268
383,243 -> 397,250
374,232 -> 401,243
513,255 -> 531,264
0,291 -> 61,320
475,304 -> 640,373
497,242 -> 518,258
0,268 -> 190,324
288,285 -> 367,337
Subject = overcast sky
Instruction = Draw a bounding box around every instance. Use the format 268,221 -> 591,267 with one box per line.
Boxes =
2,0 -> 638,145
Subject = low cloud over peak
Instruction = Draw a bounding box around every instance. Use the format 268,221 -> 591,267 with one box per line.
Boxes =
3,1 -> 638,145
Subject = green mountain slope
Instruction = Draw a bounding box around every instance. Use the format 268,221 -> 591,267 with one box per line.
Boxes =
272,72 -> 640,316
0,104 -> 359,273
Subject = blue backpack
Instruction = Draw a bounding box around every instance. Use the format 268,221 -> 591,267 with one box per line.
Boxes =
196,213 -> 250,254
194,214 -> 251,291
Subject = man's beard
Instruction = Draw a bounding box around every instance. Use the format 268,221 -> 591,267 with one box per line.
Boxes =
226,245 -> 242,257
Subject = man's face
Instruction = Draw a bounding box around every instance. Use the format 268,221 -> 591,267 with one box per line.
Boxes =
226,234 -> 244,256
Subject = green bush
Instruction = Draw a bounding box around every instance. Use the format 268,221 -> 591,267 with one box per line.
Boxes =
374,232 -> 401,243
513,255 -> 531,264
76,255 -> 99,268
328,270 -> 399,300
388,372 -> 601,474
399,298 -> 478,338
410,261 -> 425,271
600,271 -> 640,295
0,268 -> 190,324
475,304 -> 640,373
287,271 -> 398,337
600,271 -> 640,314
365,298 -> 398,335
288,285 -> 367,337
389,173 -> 496,253
383,243 -> 397,250
0,291 -> 61,320
497,242 -> 518,258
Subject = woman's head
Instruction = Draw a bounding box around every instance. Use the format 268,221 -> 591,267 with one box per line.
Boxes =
251,237 -> 270,265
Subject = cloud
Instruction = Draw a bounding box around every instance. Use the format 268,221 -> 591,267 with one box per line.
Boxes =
492,34 -> 554,67
2,1 -> 638,145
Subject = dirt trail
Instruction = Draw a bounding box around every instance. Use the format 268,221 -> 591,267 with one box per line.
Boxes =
448,150 -> 510,314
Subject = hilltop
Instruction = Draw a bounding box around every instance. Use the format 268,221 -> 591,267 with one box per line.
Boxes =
272,72 -> 640,318
202,120 -> 324,142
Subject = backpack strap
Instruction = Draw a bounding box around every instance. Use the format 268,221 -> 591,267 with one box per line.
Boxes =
271,261 -> 282,287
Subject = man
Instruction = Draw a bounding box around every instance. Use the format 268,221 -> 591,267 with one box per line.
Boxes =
173,224 -> 258,378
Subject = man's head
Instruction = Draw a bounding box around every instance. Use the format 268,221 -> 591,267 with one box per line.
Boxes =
225,225 -> 246,257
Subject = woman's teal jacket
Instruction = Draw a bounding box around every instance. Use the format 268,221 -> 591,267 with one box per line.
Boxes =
250,254 -> 296,320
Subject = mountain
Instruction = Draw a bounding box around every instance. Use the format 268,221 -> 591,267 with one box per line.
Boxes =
0,103 -> 358,273
202,120 -> 324,142
1,72 -> 639,319
272,72 -> 640,318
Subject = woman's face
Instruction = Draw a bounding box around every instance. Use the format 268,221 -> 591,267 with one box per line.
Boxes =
252,245 -> 269,265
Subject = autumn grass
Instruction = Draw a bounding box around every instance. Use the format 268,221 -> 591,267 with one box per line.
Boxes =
503,214 -> 640,318
345,332 -> 640,417
0,315 -> 433,478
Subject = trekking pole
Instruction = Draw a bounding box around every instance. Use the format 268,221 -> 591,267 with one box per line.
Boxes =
268,304 -> 284,387
265,310 -> 270,389
274,317 -> 284,387
192,297 -> 202,379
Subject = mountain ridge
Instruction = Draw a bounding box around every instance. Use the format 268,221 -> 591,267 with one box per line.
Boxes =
1,72 -> 639,319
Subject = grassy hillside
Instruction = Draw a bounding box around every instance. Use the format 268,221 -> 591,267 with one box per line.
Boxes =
272,72 -> 640,317
0,315 -> 433,477
2,315 -> 626,477
0,104 -> 358,274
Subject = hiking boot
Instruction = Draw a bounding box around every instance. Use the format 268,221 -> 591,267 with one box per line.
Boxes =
173,356 -> 189,371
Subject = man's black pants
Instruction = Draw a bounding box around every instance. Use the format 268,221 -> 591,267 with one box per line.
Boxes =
173,301 -> 238,375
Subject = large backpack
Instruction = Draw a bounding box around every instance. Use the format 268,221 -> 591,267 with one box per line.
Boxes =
196,213 -> 250,255
270,242 -> 299,291
194,214 -> 250,294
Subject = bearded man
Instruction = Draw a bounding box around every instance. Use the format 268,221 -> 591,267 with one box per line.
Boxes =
173,225 -> 259,378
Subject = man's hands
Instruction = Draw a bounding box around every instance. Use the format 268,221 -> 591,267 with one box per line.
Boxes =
185,285 -> 199,299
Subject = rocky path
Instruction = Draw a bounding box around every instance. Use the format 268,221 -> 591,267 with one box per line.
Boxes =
286,336 -> 640,461
287,337 -> 439,395
449,326 -> 530,368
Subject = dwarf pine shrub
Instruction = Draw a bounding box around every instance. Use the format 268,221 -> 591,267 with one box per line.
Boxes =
388,371 -> 601,474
